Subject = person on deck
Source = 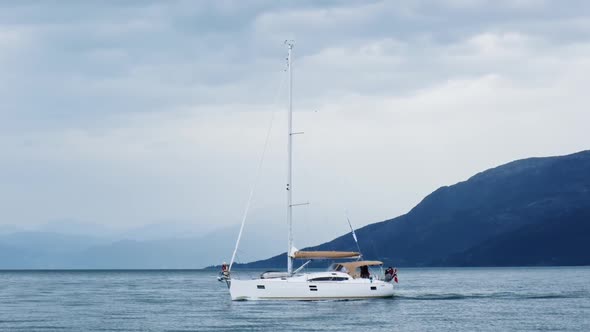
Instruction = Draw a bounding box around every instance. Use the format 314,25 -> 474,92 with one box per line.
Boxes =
385,267 -> 394,281
360,265 -> 370,278
221,262 -> 229,277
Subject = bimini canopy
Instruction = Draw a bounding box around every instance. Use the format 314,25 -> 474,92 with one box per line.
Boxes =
340,260 -> 383,271
291,251 -> 361,259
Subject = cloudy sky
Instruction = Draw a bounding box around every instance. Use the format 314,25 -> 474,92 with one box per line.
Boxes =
1,0 -> 589,247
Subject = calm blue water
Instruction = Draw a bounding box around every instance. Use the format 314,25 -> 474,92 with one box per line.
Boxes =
1,267 -> 589,331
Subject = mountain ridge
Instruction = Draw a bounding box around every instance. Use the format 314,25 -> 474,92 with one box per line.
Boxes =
233,150 -> 590,268
2,150 -> 588,269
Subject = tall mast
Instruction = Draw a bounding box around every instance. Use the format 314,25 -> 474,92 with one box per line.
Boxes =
286,40 -> 294,274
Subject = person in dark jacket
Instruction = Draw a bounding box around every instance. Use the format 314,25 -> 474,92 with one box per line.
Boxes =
360,265 -> 370,278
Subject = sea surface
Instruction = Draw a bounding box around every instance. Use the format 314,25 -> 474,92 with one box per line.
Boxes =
1,267 -> 589,331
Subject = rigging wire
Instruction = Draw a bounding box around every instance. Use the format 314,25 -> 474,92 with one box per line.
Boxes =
229,72 -> 286,271
345,211 -> 363,260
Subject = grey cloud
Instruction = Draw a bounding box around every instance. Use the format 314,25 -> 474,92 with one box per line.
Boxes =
0,1 -> 589,255
3,0 -> 589,130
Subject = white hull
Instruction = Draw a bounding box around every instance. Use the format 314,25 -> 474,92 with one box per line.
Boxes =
228,272 -> 394,301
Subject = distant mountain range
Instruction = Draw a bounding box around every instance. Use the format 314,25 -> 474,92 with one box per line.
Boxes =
236,150 -> 590,268
3,150 -> 588,269
0,222 -> 284,269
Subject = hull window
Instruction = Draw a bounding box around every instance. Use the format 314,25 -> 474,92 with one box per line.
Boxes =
308,277 -> 349,282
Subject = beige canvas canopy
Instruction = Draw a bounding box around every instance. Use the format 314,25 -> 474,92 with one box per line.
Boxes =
340,260 -> 383,271
291,251 -> 361,259
338,260 -> 383,279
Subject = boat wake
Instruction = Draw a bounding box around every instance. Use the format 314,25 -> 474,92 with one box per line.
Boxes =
395,291 -> 587,301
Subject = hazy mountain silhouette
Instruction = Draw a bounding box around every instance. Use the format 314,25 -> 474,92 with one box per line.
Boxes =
238,150 -> 590,268
0,223 -> 284,269
2,150 -> 588,269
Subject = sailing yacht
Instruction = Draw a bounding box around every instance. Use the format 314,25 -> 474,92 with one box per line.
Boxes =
221,41 -> 396,300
